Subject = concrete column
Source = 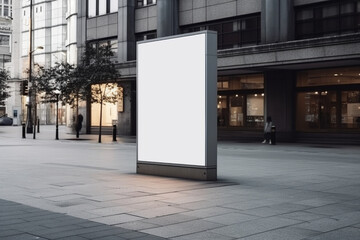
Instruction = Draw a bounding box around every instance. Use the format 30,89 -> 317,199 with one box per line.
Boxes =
118,0 -> 136,62
157,0 -> 179,37
118,81 -> 136,135
264,71 -> 296,142
261,0 -> 294,43
77,0 -> 87,57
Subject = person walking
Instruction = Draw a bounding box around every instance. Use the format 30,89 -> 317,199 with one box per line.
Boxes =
262,116 -> 272,144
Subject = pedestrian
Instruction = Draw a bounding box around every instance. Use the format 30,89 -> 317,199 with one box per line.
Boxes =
76,114 -> 83,138
262,116 -> 272,144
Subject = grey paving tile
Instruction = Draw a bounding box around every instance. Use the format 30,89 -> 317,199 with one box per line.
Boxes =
204,212 -> 259,225
280,211 -> 328,221
306,227 -> 360,240
0,233 -> 48,240
238,226 -> 320,240
80,228 -> 130,239
295,198 -> 338,207
171,231 -> 234,240
210,216 -> 301,239
182,206 -> 235,218
0,229 -> 23,237
92,214 -> 143,225
305,203 -> 358,216
242,203 -> 310,217
141,213 -> 198,226
116,220 -> 161,230
57,237 -> 89,240
130,205 -> 187,218
293,211 -> 360,232
141,219 -> 223,238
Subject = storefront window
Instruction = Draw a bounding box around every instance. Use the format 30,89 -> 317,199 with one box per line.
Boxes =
246,93 -> 264,128
296,67 -> 360,131
218,74 -> 264,90
217,74 -> 264,129
342,91 -> 360,128
217,95 -> 228,126
297,67 -> 360,87
229,95 -> 244,127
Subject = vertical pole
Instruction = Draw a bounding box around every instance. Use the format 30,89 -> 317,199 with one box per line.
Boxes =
112,124 -> 117,142
37,117 -> 40,133
27,0 -> 33,134
56,95 -> 59,140
22,123 -> 26,139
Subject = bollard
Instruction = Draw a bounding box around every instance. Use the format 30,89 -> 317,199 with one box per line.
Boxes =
22,123 -> 26,139
271,125 -> 276,145
37,118 -> 40,133
112,124 -> 117,142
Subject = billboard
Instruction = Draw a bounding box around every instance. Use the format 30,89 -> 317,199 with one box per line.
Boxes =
137,31 -> 217,178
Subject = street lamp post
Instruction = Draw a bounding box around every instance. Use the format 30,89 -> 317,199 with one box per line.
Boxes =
26,46 -> 43,136
54,90 -> 60,140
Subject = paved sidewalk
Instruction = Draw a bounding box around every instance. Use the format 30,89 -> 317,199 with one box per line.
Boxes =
1,125 -> 360,239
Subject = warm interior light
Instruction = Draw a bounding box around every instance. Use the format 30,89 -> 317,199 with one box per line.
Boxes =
235,94 -> 238,97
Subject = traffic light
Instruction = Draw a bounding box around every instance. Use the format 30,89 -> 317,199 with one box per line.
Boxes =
21,80 -> 28,95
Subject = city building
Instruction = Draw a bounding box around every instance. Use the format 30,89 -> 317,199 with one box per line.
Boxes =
71,0 -> 359,143
7,0 -> 359,143
0,0 -> 12,118
10,0 -> 68,126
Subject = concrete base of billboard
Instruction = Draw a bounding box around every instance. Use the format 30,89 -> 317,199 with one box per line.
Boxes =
137,163 -> 217,181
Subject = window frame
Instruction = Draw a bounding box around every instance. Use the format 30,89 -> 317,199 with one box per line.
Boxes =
295,0 -> 360,39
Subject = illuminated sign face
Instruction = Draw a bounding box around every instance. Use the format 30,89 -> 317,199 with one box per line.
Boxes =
137,31 -> 217,167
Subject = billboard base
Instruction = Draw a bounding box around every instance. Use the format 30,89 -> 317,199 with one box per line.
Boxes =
137,163 -> 217,181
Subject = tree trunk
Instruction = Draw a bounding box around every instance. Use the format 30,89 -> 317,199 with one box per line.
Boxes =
98,98 -> 103,143
76,95 -> 79,138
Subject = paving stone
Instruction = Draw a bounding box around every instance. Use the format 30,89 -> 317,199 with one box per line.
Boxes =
0,229 -> 23,237
116,220 -> 160,230
204,212 -> 259,225
0,233 -> 48,240
141,219 -> 223,238
306,227 -> 360,240
171,231 -> 234,240
238,226 -> 320,240
210,216 -> 301,239
280,211 -> 328,221
305,203 -> 358,216
141,213 -> 198,226
92,214 -> 143,225
130,205 -> 187,218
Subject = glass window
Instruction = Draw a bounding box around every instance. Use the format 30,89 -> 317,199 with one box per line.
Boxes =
98,1 -> 107,15
229,95 -> 244,127
137,0 -> 144,7
341,2 -> 355,14
217,95 -> 228,126
88,0 -> 96,17
323,5 -> 339,18
297,9 -> 313,20
246,93 -> 264,128
218,74 -> 264,90
4,6 -> 8,16
296,91 -> 337,131
342,91 -> 360,128
4,0 -> 8,4
0,35 -> 10,46
297,67 -> 360,87
110,0 -> 118,13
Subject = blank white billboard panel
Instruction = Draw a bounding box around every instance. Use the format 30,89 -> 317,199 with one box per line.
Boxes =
137,31 -> 217,169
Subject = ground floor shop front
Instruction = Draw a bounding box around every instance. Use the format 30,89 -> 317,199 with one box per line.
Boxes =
85,65 -> 360,144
